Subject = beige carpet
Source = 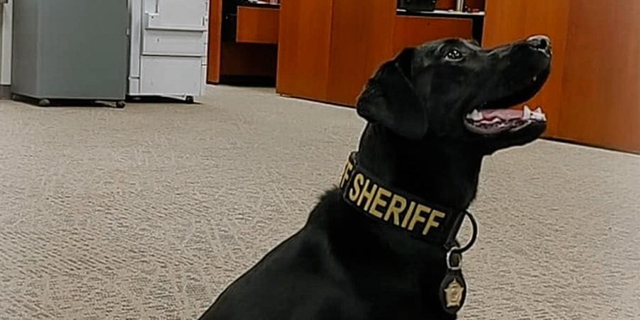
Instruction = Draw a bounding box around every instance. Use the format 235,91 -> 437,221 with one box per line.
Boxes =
0,86 -> 638,320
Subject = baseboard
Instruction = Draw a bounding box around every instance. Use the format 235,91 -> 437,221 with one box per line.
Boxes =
0,85 -> 11,99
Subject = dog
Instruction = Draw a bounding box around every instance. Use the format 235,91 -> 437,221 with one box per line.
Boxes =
198,35 -> 552,320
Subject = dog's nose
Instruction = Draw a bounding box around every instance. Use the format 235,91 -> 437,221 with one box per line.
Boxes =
526,35 -> 552,56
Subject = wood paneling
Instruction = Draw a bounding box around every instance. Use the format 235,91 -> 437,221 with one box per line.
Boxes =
326,0 -> 396,106
558,1 -> 640,152
483,0 -> 571,137
277,0 -> 482,107
325,11 -> 475,106
237,7 -> 280,44
276,0 -> 334,101
393,16 -> 473,55
207,0 -> 223,83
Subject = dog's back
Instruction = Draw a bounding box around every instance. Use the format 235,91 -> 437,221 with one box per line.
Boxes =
199,191 -> 370,320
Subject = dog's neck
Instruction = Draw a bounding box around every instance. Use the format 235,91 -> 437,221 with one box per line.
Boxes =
357,124 -> 483,211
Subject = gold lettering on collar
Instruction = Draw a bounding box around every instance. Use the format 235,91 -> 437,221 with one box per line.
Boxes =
401,201 -> 416,228
349,173 -> 365,202
357,179 -> 378,212
340,160 -> 354,189
341,159 -> 449,239
384,194 -> 406,226
369,186 -> 391,218
423,209 -> 446,236
408,204 -> 430,231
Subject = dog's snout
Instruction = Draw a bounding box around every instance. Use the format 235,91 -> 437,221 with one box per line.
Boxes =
526,35 -> 552,56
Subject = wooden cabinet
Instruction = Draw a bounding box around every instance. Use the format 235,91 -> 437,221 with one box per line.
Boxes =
277,0 -> 474,106
557,1 -> 640,153
276,0 -> 334,101
484,0 -> 640,152
237,7 -> 280,44
208,3 -> 280,83
207,0 -> 223,83
325,0 -> 396,105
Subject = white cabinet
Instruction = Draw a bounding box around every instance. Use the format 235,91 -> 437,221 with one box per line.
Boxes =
128,0 -> 209,102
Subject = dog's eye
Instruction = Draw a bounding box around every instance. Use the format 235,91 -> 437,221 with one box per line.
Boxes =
444,49 -> 464,62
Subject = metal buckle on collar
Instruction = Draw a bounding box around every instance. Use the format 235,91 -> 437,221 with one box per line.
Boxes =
446,246 -> 463,271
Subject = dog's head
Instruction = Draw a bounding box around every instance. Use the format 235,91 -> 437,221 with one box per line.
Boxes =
357,36 -> 552,154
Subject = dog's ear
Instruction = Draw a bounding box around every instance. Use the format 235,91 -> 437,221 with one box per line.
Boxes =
356,48 -> 428,139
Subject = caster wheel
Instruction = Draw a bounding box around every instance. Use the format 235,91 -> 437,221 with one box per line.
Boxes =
185,96 -> 195,104
116,101 -> 126,108
39,99 -> 51,107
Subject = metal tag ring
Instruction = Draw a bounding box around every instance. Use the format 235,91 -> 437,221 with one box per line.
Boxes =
446,246 -> 462,271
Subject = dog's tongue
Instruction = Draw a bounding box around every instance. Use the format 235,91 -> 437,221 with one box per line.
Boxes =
481,109 -> 523,120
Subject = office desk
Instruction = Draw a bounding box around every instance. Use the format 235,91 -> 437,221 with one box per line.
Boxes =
207,2 -> 280,84
237,6 -> 279,44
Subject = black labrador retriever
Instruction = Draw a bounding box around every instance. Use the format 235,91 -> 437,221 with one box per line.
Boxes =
198,35 -> 552,320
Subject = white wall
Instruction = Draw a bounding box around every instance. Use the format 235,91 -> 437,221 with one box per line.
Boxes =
1,1 -> 12,85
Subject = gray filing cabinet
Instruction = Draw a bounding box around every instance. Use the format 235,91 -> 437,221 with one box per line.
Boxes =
12,0 -> 128,107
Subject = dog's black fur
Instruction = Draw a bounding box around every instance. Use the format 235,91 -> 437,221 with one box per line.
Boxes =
199,36 -> 552,320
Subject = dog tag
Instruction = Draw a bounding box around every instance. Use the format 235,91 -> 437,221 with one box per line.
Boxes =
439,270 -> 467,314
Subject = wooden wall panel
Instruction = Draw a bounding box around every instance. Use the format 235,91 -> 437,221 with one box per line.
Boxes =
207,0 -> 223,83
558,1 -> 640,152
278,0 -> 483,108
392,16 -> 473,55
237,7 -> 280,45
325,0 -> 396,106
276,0 -> 334,101
482,0 -> 570,137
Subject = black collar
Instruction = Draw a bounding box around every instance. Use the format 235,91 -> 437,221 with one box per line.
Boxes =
339,152 -> 466,247
339,152 -> 478,315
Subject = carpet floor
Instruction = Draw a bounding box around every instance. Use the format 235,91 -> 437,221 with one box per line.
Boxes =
1,86 -> 639,320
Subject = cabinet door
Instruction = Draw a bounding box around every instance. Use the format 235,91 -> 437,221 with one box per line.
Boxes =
276,0 -> 334,101
138,0 -> 208,96
325,0 -> 396,106
557,1 -> 640,152
144,0 -> 208,28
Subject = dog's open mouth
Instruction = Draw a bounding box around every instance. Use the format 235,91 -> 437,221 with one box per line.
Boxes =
464,105 -> 547,135
463,69 -> 550,136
